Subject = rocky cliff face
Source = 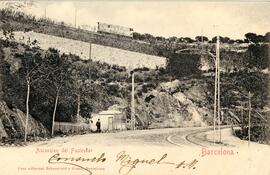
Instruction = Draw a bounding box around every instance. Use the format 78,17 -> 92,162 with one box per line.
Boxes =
0,44 -> 49,142
135,80 -> 211,129
0,101 -> 49,141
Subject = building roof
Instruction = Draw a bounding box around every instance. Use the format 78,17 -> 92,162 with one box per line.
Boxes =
98,110 -> 122,115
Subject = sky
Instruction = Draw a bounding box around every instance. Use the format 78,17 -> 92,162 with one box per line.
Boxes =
2,1 -> 270,39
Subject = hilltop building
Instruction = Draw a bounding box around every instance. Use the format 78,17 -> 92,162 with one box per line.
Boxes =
97,22 -> 134,38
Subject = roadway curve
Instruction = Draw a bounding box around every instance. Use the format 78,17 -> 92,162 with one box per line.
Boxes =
166,126 -> 231,147
31,126 -> 231,147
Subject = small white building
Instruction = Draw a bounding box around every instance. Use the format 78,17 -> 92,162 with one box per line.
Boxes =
97,22 -> 134,37
90,110 -> 126,132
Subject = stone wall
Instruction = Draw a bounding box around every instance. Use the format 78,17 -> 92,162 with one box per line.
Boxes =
0,31 -> 166,69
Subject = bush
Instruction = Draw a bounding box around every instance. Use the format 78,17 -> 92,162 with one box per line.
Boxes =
166,53 -> 201,78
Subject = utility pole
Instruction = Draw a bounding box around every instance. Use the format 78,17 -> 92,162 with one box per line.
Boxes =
217,36 -> 221,143
44,7 -> 46,18
89,43 -> 92,60
88,42 -> 92,79
201,29 -> 204,43
248,91 -> 251,147
200,29 -> 204,52
131,72 -> 135,130
241,102 -> 244,131
213,36 -> 219,144
74,7 -> 77,28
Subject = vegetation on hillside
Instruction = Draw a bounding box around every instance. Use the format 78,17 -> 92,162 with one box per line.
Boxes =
0,39 -> 129,132
0,7 -> 269,144
1,8 -> 269,58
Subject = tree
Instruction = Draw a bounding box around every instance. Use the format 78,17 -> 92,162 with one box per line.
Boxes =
133,32 -> 155,42
166,53 -> 201,78
168,36 -> 178,43
222,37 -> 230,43
228,39 -> 235,44
19,47 -> 47,142
211,36 -> 231,43
265,32 -> 270,42
195,36 -> 209,42
2,23 -> 15,46
71,61 -> 89,122
235,39 -> 245,44
245,44 -> 269,69
183,37 -> 195,43
256,35 -> 265,43
1,1 -> 36,12
43,48 -> 71,136
211,36 -> 219,43
245,33 -> 258,43
132,32 -> 144,40
143,33 -> 155,43
156,36 -> 166,41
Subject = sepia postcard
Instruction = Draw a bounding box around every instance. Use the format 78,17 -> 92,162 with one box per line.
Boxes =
0,0 -> 269,175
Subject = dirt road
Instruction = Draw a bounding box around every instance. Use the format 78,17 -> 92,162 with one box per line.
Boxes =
31,126 -> 246,148
1,126 -> 270,175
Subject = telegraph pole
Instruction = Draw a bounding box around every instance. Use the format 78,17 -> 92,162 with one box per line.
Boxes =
213,36 -> 219,144
217,36 -> 221,143
248,91 -> 251,147
44,7 -> 46,18
88,43 -> 92,79
74,7 -> 77,28
201,29 -> 204,43
241,102 -> 244,131
89,43 -> 92,59
131,72 -> 135,130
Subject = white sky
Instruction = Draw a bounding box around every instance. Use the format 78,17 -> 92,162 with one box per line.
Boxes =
3,1 -> 270,39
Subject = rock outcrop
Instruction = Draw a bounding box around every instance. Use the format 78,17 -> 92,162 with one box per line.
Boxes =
0,101 -> 49,140
136,80 -> 210,129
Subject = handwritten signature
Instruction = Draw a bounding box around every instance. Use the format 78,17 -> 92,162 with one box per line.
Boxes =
48,153 -> 106,174
48,151 -> 198,175
116,151 -> 198,175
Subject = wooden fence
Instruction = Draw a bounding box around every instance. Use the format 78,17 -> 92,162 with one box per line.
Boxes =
54,122 -> 91,134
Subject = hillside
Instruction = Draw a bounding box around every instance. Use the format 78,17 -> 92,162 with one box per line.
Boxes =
0,8 -> 256,58
0,8 -> 158,55
0,39 -> 215,141
0,8 -> 262,74
0,101 -> 49,145
0,8 -> 269,144
0,31 -> 166,69
0,38 -> 269,143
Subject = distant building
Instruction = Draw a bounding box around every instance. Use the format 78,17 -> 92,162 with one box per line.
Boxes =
97,22 -> 133,38
91,110 -> 127,131
78,24 -> 97,32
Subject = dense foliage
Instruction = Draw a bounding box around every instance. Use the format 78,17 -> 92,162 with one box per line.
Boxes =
0,7 -> 269,143
166,53 -> 201,78
0,39 -> 129,129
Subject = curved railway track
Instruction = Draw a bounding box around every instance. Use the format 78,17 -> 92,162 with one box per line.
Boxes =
166,126 -> 231,147
184,130 -> 209,147
166,130 -> 209,147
